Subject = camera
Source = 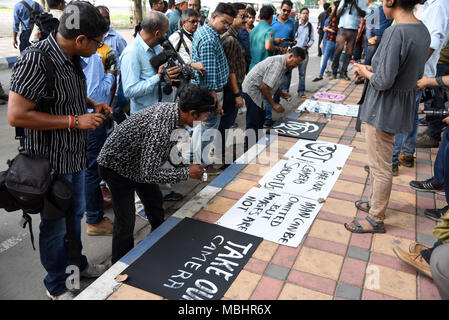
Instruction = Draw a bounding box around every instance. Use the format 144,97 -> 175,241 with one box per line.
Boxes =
424,109 -> 449,122
150,36 -> 196,96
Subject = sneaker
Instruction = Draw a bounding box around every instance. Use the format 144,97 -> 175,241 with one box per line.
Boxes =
392,163 -> 399,176
87,217 -> 113,236
409,242 -> 431,255
416,135 -> 440,148
81,264 -> 107,278
409,177 -> 444,193
206,165 -> 223,176
393,246 -> 432,278
424,205 -> 449,222
398,153 -> 414,167
163,191 -> 183,201
312,77 -> 323,82
46,290 -> 75,300
263,119 -> 275,128
101,185 -> 112,209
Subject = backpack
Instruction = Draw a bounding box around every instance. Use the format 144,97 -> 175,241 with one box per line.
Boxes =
20,0 -> 40,31
34,12 -> 60,40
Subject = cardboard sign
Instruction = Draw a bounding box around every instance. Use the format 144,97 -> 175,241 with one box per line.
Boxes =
313,91 -> 346,102
216,188 -> 322,247
283,139 -> 353,168
122,218 -> 262,300
271,118 -> 326,140
258,159 -> 342,201
298,99 -> 359,117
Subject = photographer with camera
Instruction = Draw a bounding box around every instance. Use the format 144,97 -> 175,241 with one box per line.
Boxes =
120,11 -> 180,115
98,83 -> 213,264
331,0 -> 367,81
8,1 -> 112,300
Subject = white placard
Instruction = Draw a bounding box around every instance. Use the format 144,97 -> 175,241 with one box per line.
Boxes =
283,139 -> 353,168
216,188 -> 322,247
298,99 -> 359,117
258,159 -> 342,201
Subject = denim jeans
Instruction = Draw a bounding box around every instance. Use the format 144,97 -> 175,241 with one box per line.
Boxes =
244,92 -> 266,150
19,29 -> 32,53
421,239 -> 443,264
426,63 -> 449,141
218,83 -> 240,159
39,170 -> 88,296
297,52 -> 309,95
85,122 -> 107,224
392,91 -> 422,165
319,41 -> 336,78
98,166 -> 164,264
190,91 -> 224,165
265,71 -> 292,123
434,126 -> 449,204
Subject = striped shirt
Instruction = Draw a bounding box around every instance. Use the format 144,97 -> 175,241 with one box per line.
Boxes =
191,23 -> 229,91
10,33 -> 88,174
221,26 -> 246,84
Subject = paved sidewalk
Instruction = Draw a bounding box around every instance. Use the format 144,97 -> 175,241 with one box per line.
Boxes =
78,78 -> 443,300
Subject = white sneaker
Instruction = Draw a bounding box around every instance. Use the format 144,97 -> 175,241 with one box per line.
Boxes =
80,264 -> 107,278
46,290 -> 75,300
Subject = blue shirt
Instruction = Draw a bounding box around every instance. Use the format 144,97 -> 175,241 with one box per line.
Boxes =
238,28 -> 250,61
13,0 -> 44,32
104,28 -> 128,64
366,6 -> 393,39
337,0 -> 368,30
167,8 -> 182,37
120,33 -> 173,114
294,22 -> 314,49
81,54 -> 115,104
271,15 -> 296,47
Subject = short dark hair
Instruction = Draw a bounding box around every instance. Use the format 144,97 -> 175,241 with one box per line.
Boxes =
290,47 -> 306,60
232,2 -> 246,12
178,83 -> 215,113
246,6 -> 256,17
260,5 -> 274,20
169,0 -> 175,8
46,0 -> 64,9
213,2 -> 237,18
281,0 -> 293,8
323,2 -> 331,11
300,7 -> 309,13
58,1 -> 108,39
393,0 -> 422,11
96,5 -> 110,14
149,0 -> 162,7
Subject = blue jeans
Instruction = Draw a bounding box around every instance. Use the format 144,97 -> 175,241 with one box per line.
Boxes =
244,93 -> 266,150
426,63 -> 449,141
265,71 -> 292,123
297,53 -> 309,95
319,41 -> 336,78
392,91 -> 422,165
39,170 -> 88,296
434,126 -> 449,204
85,123 -> 107,224
218,83 -> 240,158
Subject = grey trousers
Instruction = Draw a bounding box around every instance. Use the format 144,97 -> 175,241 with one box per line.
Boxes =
430,243 -> 449,300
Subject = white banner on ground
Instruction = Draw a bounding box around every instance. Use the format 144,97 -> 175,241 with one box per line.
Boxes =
258,159 -> 342,201
283,139 -> 353,168
298,99 -> 359,117
216,188 -> 323,247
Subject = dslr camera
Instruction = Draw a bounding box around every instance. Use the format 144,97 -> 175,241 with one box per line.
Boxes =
424,109 -> 449,122
150,36 -> 196,96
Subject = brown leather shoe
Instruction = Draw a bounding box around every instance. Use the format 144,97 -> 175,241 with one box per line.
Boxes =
408,242 -> 430,255
398,153 -> 414,167
393,246 -> 432,278
87,217 -> 114,236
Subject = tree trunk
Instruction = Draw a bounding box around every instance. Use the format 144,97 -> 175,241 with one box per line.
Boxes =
133,0 -> 143,25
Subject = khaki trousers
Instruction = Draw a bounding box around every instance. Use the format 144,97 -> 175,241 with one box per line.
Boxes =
365,123 -> 395,223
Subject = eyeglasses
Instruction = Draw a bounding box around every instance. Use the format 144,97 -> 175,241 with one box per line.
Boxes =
89,38 -> 104,49
187,19 -> 199,24
282,9 -> 292,13
239,14 -> 249,19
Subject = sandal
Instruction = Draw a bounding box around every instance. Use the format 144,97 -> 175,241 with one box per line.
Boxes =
344,216 -> 386,234
355,200 -> 370,213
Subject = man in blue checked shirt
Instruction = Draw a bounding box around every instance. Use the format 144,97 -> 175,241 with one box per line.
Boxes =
120,11 -> 180,115
12,0 -> 44,52
190,2 -> 236,173
81,53 -> 116,237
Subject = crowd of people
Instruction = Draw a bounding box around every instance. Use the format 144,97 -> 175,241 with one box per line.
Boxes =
6,0 -> 449,300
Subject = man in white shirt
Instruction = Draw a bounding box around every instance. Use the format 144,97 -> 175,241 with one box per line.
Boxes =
168,8 -> 198,64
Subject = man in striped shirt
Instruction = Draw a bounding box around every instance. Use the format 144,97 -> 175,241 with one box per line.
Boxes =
8,2 -> 111,300
190,2 -> 236,171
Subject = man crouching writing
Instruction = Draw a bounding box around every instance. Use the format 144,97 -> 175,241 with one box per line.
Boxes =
98,83 -> 212,264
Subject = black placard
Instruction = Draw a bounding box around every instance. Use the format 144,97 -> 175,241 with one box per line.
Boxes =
271,118 -> 326,140
122,218 -> 263,300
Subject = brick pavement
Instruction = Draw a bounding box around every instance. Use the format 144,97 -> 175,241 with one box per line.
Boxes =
99,79 -> 443,300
